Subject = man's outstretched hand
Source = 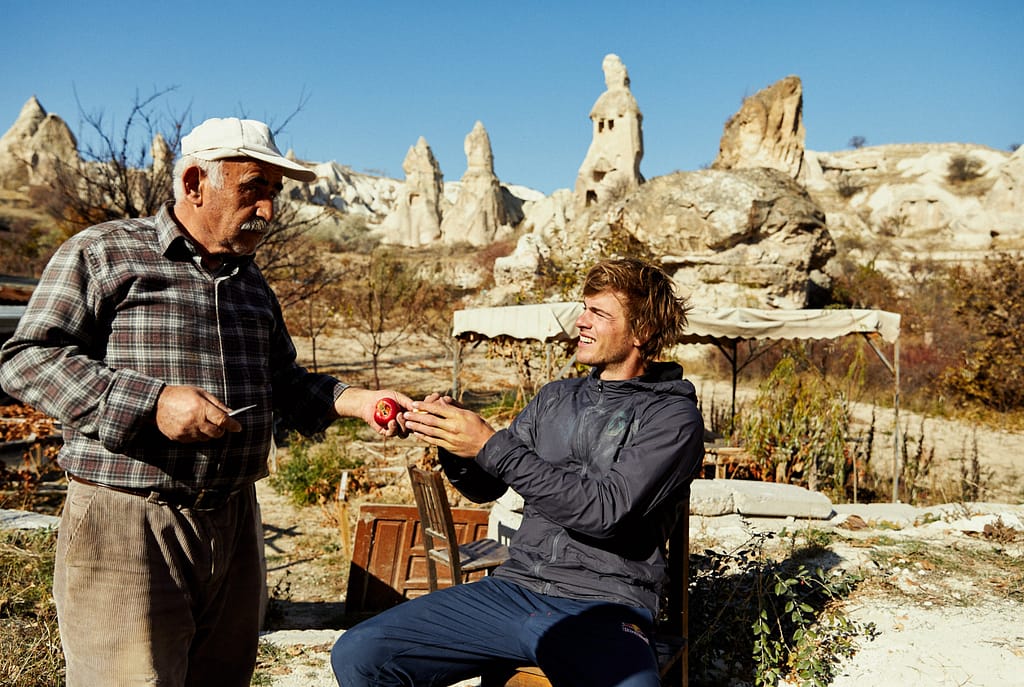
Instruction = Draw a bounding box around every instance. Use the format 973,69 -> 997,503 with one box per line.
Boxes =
334,387 -> 415,436
403,394 -> 495,457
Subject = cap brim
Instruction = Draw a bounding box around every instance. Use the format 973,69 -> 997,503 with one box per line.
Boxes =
191,147 -> 316,182
243,149 -> 317,182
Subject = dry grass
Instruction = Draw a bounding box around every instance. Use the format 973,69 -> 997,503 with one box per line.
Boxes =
0,529 -> 62,687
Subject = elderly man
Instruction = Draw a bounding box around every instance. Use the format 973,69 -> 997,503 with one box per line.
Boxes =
0,117 -> 410,686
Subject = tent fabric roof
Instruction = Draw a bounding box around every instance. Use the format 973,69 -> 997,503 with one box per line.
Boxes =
451,303 -> 900,345
682,307 -> 901,345
452,303 -> 583,342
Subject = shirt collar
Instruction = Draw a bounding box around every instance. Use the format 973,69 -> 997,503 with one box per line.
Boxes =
156,202 -> 193,261
155,201 -> 254,271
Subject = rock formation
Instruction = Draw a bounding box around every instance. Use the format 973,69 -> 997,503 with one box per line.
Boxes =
151,133 -> 173,178
713,75 -> 807,181
625,168 -> 834,308
0,96 -> 78,191
440,121 -> 522,246
495,167 -> 834,309
379,136 -> 444,246
979,143 -> 1024,235
6,76 -> 1022,312
574,54 -> 644,215
803,142 -> 1022,279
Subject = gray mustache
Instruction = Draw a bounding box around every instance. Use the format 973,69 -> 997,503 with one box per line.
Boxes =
240,218 -> 270,233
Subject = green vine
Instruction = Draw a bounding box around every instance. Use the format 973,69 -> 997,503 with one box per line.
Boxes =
689,529 -> 877,686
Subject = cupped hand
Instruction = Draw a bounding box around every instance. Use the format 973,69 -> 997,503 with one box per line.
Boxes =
403,396 -> 495,457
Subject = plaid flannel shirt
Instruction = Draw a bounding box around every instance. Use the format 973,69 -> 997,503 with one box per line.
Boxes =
0,202 -> 346,491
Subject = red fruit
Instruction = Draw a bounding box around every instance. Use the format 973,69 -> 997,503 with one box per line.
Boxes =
374,397 -> 399,425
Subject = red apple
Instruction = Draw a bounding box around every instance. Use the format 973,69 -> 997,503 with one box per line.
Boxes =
373,397 -> 399,425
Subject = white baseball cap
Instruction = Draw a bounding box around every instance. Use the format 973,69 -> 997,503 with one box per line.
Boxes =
181,117 -> 316,182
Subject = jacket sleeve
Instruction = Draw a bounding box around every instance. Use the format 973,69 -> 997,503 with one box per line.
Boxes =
438,447 -> 508,503
475,393 -> 704,539
437,390 -> 550,504
262,280 -> 346,436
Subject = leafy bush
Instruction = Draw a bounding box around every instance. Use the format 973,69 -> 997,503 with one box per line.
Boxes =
689,529 -> 875,686
835,173 -> 862,199
947,154 -> 983,184
270,430 -> 365,505
737,356 -> 853,499
942,253 -> 1024,411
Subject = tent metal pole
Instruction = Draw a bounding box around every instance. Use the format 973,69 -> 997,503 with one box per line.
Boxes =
711,340 -> 740,429
452,339 -> 462,400
730,340 -> 738,427
892,339 -> 901,503
554,353 -> 578,381
859,333 -> 903,503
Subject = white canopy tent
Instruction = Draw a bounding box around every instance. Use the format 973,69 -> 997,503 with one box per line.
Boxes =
451,303 -> 903,500
451,303 -> 584,401
681,307 -> 901,419
452,302 -> 583,345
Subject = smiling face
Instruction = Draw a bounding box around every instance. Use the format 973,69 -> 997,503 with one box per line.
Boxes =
574,289 -> 645,380
177,158 -> 284,264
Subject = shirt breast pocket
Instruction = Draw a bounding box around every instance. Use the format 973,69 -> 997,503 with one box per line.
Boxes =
224,311 -> 273,385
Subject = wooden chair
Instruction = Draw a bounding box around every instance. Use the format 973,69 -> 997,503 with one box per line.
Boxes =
492,503 -> 690,687
407,465 -> 509,591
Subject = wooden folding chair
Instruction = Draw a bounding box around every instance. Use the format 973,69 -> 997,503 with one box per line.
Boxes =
492,501 -> 690,687
407,465 -> 509,591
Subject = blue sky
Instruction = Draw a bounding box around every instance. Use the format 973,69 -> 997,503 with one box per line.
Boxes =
2,1 -> 1021,194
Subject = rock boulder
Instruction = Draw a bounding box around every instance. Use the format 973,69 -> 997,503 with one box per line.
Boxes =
604,167 -> 835,308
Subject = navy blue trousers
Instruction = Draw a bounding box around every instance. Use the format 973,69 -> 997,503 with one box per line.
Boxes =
331,576 -> 660,687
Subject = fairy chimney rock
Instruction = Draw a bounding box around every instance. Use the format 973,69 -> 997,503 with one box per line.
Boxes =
0,96 -> 78,190
713,75 -> 807,180
151,132 -> 173,177
380,136 -> 444,246
441,121 -> 520,246
574,54 -> 644,215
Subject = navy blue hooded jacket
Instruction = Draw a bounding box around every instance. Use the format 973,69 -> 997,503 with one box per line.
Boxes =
440,361 -> 704,615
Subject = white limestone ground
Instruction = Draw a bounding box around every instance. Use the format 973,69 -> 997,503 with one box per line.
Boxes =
256,491 -> 1024,687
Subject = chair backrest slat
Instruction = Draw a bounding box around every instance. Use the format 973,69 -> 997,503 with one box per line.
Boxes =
408,465 -> 464,588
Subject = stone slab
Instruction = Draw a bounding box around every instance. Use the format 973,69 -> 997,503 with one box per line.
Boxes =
0,508 -> 59,530
689,479 -> 736,516
726,480 -> 834,519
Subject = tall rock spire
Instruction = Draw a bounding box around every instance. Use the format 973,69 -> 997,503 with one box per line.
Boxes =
574,54 -> 644,215
380,136 -> 444,246
0,96 -> 78,190
713,75 -> 807,180
441,121 -> 521,246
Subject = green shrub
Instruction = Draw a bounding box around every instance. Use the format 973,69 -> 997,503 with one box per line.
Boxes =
689,530 -> 875,686
738,356 -> 852,499
270,430 -> 365,506
947,154 -> 983,184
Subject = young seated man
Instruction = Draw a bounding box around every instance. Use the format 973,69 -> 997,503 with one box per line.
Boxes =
331,258 -> 705,687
